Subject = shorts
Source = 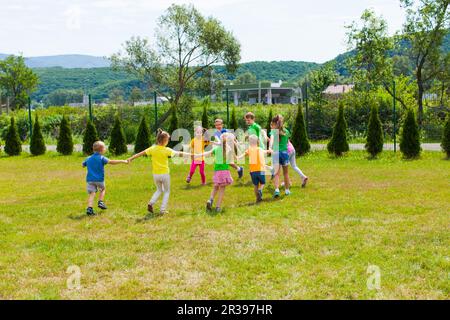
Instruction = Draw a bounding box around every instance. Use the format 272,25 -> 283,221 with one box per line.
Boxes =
213,170 -> 233,187
273,151 -> 289,167
250,171 -> 266,186
87,181 -> 105,194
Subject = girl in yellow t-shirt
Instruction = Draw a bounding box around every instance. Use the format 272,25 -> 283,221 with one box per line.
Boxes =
186,126 -> 210,185
127,129 -> 189,216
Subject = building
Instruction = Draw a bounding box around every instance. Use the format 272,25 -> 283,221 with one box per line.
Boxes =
225,81 -> 301,105
322,84 -> 354,99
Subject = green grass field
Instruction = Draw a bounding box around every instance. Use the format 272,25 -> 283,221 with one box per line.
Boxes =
0,151 -> 449,299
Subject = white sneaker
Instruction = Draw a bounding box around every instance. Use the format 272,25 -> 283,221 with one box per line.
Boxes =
285,189 -> 291,195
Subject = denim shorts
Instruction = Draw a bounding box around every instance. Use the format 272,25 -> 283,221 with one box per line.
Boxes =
250,171 -> 266,186
87,181 -> 105,194
273,151 -> 290,167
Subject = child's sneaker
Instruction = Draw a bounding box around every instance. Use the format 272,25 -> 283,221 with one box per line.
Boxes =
186,176 -> 191,183
285,189 -> 291,196
273,190 -> 280,198
86,207 -> 96,216
215,207 -> 222,213
98,200 -> 107,210
159,210 -> 169,216
238,167 -> 244,179
302,177 -> 308,188
206,200 -> 213,211
147,203 -> 154,213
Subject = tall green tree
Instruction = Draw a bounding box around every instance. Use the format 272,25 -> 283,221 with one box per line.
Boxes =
111,4 -> 241,128
291,103 -> 311,155
230,106 -> 238,131
0,55 -> 39,110
30,114 -> 46,156
201,98 -> 209,128
129,87 -> 143,105
134,117 -> 151,153
441,113 -> 450,158
400,108 -> 421,159
266,108 -> 273,135
306,63 -> 337,106
365,104 -> 384,158
4,117 -> 22,156
327,102 -> 349,156
109,116 -> 127,155
57,116 -> 74,155
400,0 -> 449,123
82,120 -> 99,155
167,107 -> 179,148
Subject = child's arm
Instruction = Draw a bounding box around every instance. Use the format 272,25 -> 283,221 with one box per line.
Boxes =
236,149 -> 248,160
172,150 -> 191,157
193,149 -> 214,158
127,151 -> 146,163
108,159 -> 128,165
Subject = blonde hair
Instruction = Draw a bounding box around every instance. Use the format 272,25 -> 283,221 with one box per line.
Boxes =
249,134 -> 259,146
245,112 -> 255,120
93,141 -> 106,152
156,129 -> 170,145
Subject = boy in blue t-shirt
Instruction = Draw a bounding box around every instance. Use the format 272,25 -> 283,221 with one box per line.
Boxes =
82,141 -> 128,216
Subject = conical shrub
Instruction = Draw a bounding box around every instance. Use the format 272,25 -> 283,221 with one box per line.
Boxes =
82,119 -> 99,155
4,117 -> 22,156
327,102 -> 349,156
400,108 -> 421,159
109,115 -> 127,155
291,103 -> 311,155
266,108 -> 273,134
201,102 -> 209,128
167,107 -> 178,148
365,104 -> 384,158
30,114 -> 46,156
134,116 -> 150,153
57,116 -> 74,155
230,106 -> 238,131
441,113 -> 450,158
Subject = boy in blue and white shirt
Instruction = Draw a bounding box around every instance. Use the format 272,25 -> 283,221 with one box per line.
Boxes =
82,141 -> 128,216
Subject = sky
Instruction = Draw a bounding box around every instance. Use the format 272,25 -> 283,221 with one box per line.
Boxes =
0,0 -> 406,63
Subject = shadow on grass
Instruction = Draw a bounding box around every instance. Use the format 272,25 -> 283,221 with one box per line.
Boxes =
68,214 -> 93,220
135,213 -> 163,223
182,183 -> 212,190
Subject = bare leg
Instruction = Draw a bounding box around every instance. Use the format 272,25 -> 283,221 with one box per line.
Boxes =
283,166 -> 290,190
254,184 -> 259,199
274,166 -> 281,190
210,186 -> 219,201
87,193 -> 96,208
98,188 -> 106,202
230,163 -> 238,170
216,186 -> 226,208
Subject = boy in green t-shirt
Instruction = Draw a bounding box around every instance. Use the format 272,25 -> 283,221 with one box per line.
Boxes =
245,112 -> 267,148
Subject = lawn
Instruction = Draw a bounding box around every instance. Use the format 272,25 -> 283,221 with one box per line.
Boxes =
0,150 -> 449,299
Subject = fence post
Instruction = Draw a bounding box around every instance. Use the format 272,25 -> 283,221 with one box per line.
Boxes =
154,92 -> 158,134
88,94 -> 93,121
393,80 -> 396,153
28,97 -> 32,140
226,88 -> 230,128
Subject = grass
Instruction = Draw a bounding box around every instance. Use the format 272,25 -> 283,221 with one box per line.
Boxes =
0,150 -> 449,299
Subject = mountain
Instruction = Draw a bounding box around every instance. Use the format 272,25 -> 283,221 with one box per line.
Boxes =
0,54 -> 110,68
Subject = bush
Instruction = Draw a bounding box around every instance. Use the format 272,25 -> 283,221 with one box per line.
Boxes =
266,108 -> 273,135
441,113 -> 450,158
365,104 -> 384,158
57,116 -> 74,155
400,108 -> 421,159
82,120 -> 99,155
291,103 -> 311,155
109,115 -> 128,155
230,106 -> 238,131
202,103 -> 209,128
134,117 -> 151,153
4,117 -> 22,156
30,115 -> 46,156
167,107 -> 179,148
327,102 -> 349,156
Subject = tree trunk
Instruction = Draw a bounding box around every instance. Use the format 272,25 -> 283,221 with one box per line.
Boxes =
416,68 -> 424,126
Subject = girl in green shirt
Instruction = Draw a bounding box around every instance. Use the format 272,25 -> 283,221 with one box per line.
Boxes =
269,115 -> 291,198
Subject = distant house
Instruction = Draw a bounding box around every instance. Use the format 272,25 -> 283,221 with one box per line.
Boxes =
323,84 -> 354,99
133,97 -> 168,106
224,80 -> 301,105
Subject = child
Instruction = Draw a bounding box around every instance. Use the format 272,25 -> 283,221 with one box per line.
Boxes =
237,134 -> 271,203
269,115 -> 291,198
186,126 -> 209,185
82,141 -> 128,216
287,140 -> 308,188
244,112 -> 267,148
198,132 -> 235,213
213,118 -> 244,179
127,129 -> 189,215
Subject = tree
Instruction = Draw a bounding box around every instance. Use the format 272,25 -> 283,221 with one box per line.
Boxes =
167,107 -> 179,148
400,0 -> 450,123
400,108 -> 421,159
109,88 -> 124,106
109,116 -> 128,155
43,89 -> 83,107
111,4 -> 241,128
291,103 -> 311,155
441,113 -> 450,158
0,55 -> 39,110
230,106 -> 238,131
129,87 -> 143,105
365,104 -> 384,158
4,117 -> 22,156
327,102 -> 349,156
307,63 -> 337,106
57,116 -> 74,155
135,117 -> 151,153
30,114 -> 46,156
235,72 -> 256,85
82,120 -> 99,155
266,108 -> 273,135
201,98 -> 209,128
